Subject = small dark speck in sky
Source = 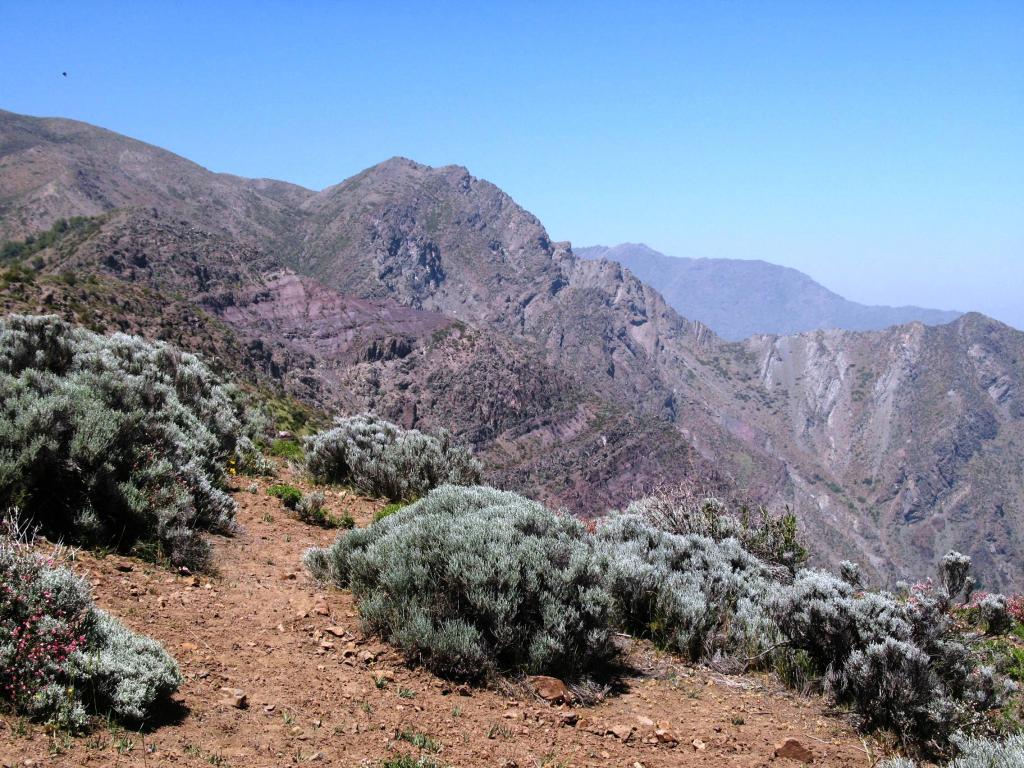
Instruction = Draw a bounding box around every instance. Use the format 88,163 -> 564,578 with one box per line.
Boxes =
61,71 -> 67,77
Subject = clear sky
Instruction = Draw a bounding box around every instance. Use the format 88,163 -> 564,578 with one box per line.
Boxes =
2,1 -> 1022,327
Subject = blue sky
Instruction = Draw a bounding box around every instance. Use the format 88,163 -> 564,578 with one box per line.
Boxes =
2,1 -> 1022,327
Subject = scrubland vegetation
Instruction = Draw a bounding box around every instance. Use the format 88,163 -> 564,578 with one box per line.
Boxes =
308,479 -> 1024,761
0,515 -> 180,729
305,485 -> 616,679
1,314 -> 1022,765
0,315 -> 262,571
303,414 -> 482,501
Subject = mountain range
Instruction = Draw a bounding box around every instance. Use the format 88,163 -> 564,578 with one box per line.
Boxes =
577,243 -> 963,340
2,108 -> 1022,589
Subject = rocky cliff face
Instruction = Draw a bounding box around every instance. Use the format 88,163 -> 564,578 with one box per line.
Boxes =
740,316 -> 1024,588
2,110 -> 1022,588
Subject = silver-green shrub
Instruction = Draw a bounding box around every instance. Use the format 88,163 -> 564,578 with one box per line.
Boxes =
295,490 -> 334,528
0,516 -> 180,728
772,564 -> 1013,749
303,414 -> 482,501
0,315 -> 255,569
624,483 -> 807,572
304,484 -> 614,679
594,513 -> 781,660
233,434 -> 275,476
978,594 -> 1012,635
880,734 -> 1024,767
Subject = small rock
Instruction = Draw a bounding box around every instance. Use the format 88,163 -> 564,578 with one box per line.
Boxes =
608,723 -> 634,741
218,688 -> 247,709
655,728 -> 679,745
115,563 -> 134,572
527,675 -> 571,704
313,600 -> 330,616
774,738 -> 814,763
180,642 -> 198,652
357,649 -> 377,663
692,738 -> 707,751
324,625 -> 348,637
559,712 -> 578,727
635,715 -> 655,728
456,683 -> 472,696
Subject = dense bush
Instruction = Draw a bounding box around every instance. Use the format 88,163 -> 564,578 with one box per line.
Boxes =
0,516 -> 180,728
880,734 -> 1024,767
233,435 -> 275,477
595,512 -> 1013,752
772,558 -> 1014,751
0,315 -> 257,570
305,485 -> 614,679
625,481 -> 807,572
978,594 -> 1013,636
303,415 -> 482,501
595,513 -> 779,661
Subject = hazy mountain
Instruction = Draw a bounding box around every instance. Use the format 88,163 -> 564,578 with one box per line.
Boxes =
2,109 -> 1022,589
577,243 -> 962,340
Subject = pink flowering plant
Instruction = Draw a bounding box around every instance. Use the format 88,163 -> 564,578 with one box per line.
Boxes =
0,514 -> 181,729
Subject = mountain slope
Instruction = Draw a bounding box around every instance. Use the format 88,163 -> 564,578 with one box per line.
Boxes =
0,108 -> 311,243
2,206 -> 713,513
2,110 -> 1022,588
578,243 -> 962,340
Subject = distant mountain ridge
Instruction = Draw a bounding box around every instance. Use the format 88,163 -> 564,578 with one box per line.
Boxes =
577,243 -> 962,340
3,109 -> 1023,590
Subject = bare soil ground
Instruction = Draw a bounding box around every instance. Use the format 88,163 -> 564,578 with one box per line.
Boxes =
1,471 -> 883,767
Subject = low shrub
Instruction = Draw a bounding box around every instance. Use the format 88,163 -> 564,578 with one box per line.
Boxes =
624,481 -> 807,572
979,594 -> 1013,636
880,733 -> 1024,767
0,315 -> 258,570
268,484 -> 302,510
295,491 -> 344,528
772,556 -> 1014,752
594,513 -> 780,661
233,435 -> 275,477
0,515 -> 180,728
303,415 -> 482,501
304,485 -> 614,679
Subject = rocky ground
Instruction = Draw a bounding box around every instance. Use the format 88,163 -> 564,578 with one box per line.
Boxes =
1,469 -> 883,767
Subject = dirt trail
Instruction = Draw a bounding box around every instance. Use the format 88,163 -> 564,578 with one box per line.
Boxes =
1,475 -> 880,767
